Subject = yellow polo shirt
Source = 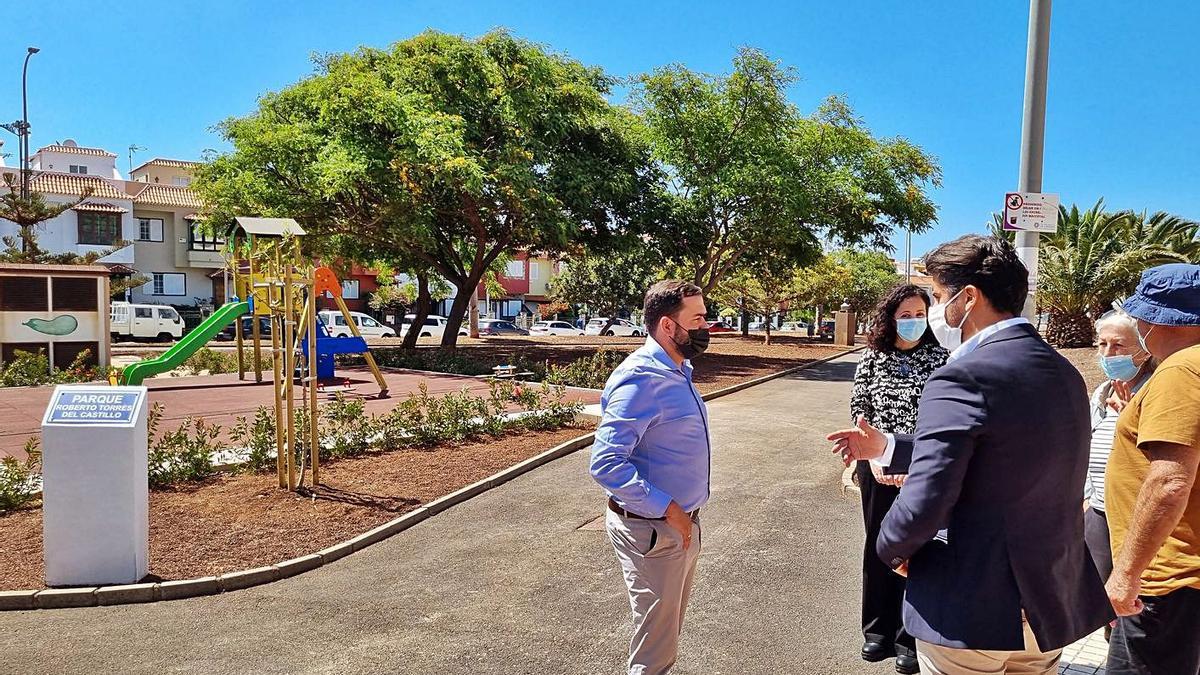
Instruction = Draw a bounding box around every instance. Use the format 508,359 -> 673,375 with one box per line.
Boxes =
1106,345 -> 1200,596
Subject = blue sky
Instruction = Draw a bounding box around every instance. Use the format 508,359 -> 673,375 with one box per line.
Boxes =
6,0 -> 1199,256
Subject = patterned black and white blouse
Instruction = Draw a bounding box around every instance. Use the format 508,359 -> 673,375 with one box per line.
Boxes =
850,342 -> 949,435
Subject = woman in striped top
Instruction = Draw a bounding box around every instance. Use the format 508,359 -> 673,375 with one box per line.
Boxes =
1085,310 -> 1157,583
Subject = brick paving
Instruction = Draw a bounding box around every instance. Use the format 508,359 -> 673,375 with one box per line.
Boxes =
1060,629 -> 1108,674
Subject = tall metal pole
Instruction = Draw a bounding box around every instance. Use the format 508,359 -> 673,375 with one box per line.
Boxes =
20,47 -> 38,200
1016,0 -> 1052,320
905,228 -> 912,283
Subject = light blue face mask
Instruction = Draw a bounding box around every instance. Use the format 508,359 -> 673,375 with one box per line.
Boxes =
1099,354 -> 1141,382
896,317 -> 928,343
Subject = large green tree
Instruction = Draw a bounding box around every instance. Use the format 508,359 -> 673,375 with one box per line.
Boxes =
631,48 -> 940,295
549,248 -> 661,333
195,30 -> 658,346
711,256 -> 806,345
796,249 -> 899,329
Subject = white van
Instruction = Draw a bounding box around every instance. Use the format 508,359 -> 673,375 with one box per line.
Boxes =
398,314 -> 450,339
110,302 -> 184,341
318,310 -> 397,338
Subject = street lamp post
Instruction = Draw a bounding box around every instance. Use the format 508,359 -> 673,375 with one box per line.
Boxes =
1016,0 -> 1052,320
19,47 -> 39,199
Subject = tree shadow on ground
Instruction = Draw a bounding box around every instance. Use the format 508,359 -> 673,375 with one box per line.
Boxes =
299,485 -> 421,513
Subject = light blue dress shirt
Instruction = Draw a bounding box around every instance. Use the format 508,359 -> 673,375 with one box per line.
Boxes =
589,337 -> 711,517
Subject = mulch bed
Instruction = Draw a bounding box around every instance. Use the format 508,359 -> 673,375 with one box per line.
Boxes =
0,426 -> 586,591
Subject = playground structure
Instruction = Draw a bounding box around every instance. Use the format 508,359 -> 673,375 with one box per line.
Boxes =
120,217 -> 388,491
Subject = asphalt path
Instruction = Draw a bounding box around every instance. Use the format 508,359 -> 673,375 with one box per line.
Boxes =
0,354 -> 879,675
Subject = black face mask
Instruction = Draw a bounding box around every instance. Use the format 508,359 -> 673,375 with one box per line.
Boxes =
670,319 -> 710,360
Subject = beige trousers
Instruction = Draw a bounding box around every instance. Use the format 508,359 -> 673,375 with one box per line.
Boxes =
606,510 -> 702,675
916,617 -> 1062,675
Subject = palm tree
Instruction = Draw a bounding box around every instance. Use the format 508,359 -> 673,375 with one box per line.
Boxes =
1038,200 -> 1197,347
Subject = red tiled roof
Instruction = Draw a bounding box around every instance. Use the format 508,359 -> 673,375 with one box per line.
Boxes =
36,144 -> 116,158
132,183 -> 203,209
27,172 -> 131,201
130,158 -> 199,172
73,201 -> 128,213
103,263 -> 139,275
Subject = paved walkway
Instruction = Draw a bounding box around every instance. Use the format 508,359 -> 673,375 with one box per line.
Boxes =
0,354 -> 1107,673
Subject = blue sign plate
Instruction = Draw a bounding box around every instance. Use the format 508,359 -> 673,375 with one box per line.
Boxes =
45,388 -> 145,425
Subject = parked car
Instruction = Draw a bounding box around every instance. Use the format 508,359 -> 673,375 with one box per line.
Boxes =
398,314 -> 450,339
780,321 -> 810,334
705,320 -> 736,334
218,316 -> 273,341
110,302 -> 184,341
529,320 -> 585,336
748,321 -> 767,331
318,310 -> 396,338
585,318 -> 645,337
458,319 -> 529,336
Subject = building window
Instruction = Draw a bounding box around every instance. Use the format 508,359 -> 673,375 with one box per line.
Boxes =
341,280 -> 360,299
69,165 -> 88,175
137,218 -> 164,242
505,260 -> 525,278
188,223 -> 224,252
171,176 -> 190,186
148,273 -> 186,296
529,262 -> 539,280
77,212 -> 121,246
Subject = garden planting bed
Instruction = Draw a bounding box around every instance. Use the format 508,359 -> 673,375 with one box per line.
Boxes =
0,425 -> 586,591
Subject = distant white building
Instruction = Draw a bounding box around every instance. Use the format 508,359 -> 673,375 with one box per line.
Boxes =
0,141 -> 220,306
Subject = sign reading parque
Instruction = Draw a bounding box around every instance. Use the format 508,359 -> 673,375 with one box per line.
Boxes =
44,388 -> 145,425
1003,192 -> 1060,233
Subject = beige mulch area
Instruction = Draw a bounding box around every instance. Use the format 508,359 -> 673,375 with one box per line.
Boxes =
0,426 -> 586,591
1059,347 -> 1104,392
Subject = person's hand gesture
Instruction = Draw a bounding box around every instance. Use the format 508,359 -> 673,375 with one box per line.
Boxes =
664,501 -> 694,550
828,416 -> 887,467
1107,379 -> 1134,414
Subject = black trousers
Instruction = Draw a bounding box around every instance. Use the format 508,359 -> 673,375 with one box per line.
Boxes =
1083,507 -> 1113,582
856,461 -> 915,656
1108,585 -> 1200,675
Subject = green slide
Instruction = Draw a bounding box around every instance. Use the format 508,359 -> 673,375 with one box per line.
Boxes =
121,301 -> 251,386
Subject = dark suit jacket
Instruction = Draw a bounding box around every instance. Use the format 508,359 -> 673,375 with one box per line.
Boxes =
877,322 -> 1113,651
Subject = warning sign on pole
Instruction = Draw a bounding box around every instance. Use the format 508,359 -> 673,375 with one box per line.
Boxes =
1003,192 -> 1060,233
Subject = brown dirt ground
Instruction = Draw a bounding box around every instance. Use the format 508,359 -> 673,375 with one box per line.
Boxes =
0,426 -> 586,591
446,333 -> 852,393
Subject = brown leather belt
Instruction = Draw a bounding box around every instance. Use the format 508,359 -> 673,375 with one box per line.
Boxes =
608,497 -> 699,520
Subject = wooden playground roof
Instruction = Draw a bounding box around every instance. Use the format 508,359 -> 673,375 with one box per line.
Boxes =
233,217 -> 306,238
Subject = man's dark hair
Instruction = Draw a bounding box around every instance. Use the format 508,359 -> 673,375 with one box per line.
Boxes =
644,280 -> 703,334
867,283 -> 937,353
923,235 -> 1029,316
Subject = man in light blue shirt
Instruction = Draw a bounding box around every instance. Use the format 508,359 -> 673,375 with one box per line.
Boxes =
590,280 -> 711,675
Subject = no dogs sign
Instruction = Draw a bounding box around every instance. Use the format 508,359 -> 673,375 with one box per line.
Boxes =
1003,192 -> 1059,233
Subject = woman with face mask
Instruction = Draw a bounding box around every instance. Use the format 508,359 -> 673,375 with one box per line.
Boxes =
849,284 -> 949,674
1084,310 -> 1157,588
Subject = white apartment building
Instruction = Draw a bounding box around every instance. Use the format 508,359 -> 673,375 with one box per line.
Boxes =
0,141 -> 221,306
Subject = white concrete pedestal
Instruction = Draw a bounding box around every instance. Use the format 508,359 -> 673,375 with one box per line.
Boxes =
41,385 -> 149,587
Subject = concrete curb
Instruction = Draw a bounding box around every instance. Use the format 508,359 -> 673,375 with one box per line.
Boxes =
2,346 -> 856,612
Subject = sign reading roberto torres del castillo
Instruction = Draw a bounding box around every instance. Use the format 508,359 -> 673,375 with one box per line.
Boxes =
44,388 -> 145,425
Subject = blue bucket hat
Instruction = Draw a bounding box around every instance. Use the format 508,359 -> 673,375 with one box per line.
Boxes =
1122,263 -> 1200,326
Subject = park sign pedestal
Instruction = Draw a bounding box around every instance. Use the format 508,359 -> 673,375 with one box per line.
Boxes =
41,385 -> 149,587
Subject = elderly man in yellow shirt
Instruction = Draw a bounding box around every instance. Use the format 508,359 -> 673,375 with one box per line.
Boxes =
1105,263 -> 1200,675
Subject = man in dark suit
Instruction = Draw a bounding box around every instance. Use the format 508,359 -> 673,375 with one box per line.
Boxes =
829,235 -> 1113,674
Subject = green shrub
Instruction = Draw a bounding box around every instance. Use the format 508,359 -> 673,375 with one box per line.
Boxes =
353,348 -> 547,380
320,394 -> 375,459
183,347 -> 274,376
0,349 -> 98,388
232,406 -> 277,473
147,403 -> 221,487
0,438 -> 42,512
545,349 -> 627,389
